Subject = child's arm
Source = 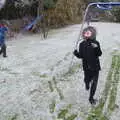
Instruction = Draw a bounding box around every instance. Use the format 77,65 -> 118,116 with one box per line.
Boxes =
95,41 -> 102,57
73,43 -> 83,59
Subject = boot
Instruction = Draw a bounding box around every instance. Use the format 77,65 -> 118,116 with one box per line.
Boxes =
85,82 -> 89,90
89,97 -> 97,105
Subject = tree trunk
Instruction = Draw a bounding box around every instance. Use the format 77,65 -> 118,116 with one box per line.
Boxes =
38,0 -> 47,38
37,0 -> 44,17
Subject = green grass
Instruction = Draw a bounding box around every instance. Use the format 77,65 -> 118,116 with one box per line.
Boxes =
53,77 -> 64,100
58,108 -> 69,119
86,55 -> 120,120
48,81 -> 54,92
65,114 -> 77,120
107,56 -> 120,114
8,114 -> 18,120
49,100 -> 56,113
57,105 -> 77,120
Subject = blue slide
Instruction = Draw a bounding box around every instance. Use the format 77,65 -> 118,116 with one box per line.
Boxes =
24,15 -> 43,31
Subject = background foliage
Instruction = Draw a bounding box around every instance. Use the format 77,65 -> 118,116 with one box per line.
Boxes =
0,0 -> 120,29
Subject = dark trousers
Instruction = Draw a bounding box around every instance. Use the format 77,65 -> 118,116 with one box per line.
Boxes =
0,44 -> 7,57
84,70 -> 99,99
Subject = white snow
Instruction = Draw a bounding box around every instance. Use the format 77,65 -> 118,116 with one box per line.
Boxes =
0,22 -> 120,120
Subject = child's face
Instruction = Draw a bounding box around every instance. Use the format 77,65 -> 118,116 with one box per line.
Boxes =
83,30 -> 92,40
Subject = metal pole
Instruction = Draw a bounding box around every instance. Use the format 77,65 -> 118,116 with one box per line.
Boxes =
75,3 -> 95,49
69,3 -> 95,70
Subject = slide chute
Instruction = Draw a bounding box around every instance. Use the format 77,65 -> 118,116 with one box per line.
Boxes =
24,15 -> 43,31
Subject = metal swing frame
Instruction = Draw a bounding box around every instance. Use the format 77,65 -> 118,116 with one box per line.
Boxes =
75,2 -> 120,48
69,2 -> 120,70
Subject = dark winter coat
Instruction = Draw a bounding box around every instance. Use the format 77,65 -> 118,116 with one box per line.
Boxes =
74,39 -> 102,71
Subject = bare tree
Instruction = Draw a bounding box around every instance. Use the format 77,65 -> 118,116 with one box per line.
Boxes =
38,0 -> 48,38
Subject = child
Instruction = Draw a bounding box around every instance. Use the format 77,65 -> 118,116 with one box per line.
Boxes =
73,26 -> 102,105
0,20 -> 8,57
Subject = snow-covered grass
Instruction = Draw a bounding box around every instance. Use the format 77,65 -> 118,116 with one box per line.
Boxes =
86,55 -> 120,120
0,22 -> 120,120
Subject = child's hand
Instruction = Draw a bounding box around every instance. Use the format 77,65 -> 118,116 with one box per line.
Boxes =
73,49 -> 78,56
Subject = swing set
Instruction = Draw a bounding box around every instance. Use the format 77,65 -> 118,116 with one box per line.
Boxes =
75,2 -> 120,49
70,2 -> 120,69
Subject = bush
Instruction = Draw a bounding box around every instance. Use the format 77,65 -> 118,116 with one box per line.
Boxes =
111,8 -> 120,22
44,0 -> 58,9
45,0 -> 84,27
